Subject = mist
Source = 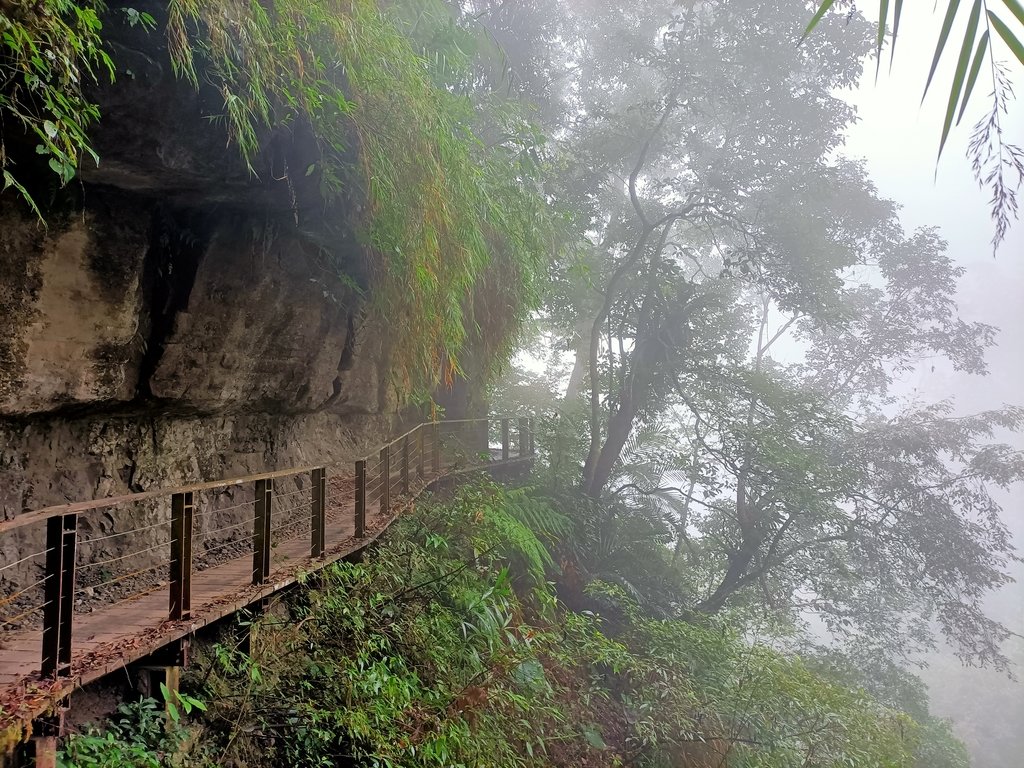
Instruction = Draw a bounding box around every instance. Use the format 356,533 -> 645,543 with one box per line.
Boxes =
839,6 -> 1024,766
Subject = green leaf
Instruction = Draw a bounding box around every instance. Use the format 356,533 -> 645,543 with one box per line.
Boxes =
924,0 -> 963,100
582,724 -> 607,749
1003,0 -> 1024,26
2,170 -> 43,220
43,120 -> 57,138
938,0 -> 982,160
890,0 -> 904,70
876,0 -> 890,72
800,0 -> 838,43
989,11 -> 1024,66
873,0 -> 891,82
957,29 -> 988,124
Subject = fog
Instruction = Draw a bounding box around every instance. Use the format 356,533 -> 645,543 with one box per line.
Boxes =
838,7 -> 1023,765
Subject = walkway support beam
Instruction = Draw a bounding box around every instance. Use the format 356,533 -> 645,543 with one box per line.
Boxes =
252,479 -> 273,585
355,460 -> 367,538
432,423 -> 440,476
311,468 -> 326,558
402,437 -> 410,495
380,445 -> 391,516
41,513 -> 77,678
169,491 -> 194,621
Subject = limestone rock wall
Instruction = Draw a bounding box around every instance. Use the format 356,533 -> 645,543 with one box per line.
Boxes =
0,194 -> 395,522
0,4 -> 414,524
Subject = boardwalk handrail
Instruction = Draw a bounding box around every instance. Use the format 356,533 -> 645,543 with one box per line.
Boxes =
0,414 -> 535,688
0,413 -> 527,535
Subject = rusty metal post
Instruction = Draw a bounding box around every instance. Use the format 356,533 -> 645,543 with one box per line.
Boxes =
311,468 -> 326,558
355,460 -> 366,538
402,436 -> 410,494
380,445 -> 391,515
417,426 -> 425,478
31,736 -> 59,768
169,491 -> 194,621
501,418 -> 510,461
519,418 -> 528,458
41,513 -> 77,678
252,479 -> 273,585
432,422 -> 440,476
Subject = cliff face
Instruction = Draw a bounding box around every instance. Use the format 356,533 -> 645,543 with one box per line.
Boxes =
0,12 -> 403,521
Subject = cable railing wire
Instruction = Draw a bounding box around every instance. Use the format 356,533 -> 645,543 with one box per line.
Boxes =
80,517 -> 172,544
195,497 -> 254,518
200,532 -> 258,557
75,560 -> 168,596
78,538 -> 173,571
0,547 -> 53,574
0,575 -> 50,610
2,600 -> 51,627
199,518 -> 252,539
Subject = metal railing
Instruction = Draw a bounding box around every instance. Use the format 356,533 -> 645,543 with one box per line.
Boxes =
0,415 -> 534,681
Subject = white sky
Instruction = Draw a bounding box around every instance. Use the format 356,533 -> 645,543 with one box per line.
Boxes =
841,3 -> 1024,415
839,3 -> 1024,751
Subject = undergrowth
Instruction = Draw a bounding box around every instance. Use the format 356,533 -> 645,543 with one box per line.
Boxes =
74,480 -> 950,768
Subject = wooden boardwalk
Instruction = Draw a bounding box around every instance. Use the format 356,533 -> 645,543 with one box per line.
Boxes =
0,417 -> 534,735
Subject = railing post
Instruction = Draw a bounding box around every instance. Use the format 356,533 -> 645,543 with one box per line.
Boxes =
417,426 -> 425,479
355,460 -> 366,538
402,436 -> 410,494
529,417 -> 536,455
519,418 -> 528,458
252,479 -> 273,585
169,491 -> 194,621
380,445 -> 391,515
501,418 -> 510,461
41,513 -> 77,678
432,422 -> 440,476
311,468 -> 326,558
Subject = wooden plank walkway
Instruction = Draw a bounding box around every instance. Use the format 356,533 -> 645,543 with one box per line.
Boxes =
0,449 -> 532,734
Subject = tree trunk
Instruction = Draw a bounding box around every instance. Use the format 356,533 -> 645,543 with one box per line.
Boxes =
563,314 -> 593,403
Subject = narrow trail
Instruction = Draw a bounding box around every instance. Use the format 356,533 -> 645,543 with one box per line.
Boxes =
0,417 -> 534,736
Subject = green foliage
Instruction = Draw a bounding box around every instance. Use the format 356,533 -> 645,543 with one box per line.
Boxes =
58,697 -> 187,768
170,481 -> 950,768
164,0 -> 553,395
0,0 -> 118,215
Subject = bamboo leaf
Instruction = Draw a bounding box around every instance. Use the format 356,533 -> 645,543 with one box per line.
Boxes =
924,0 -> 963,100
1002,0 -> 1024,26
876,0 -> 890,81
989,11 -> 1024,66
890,0 -> 904,70
939,0 -> 982,159
957,29 -> 988,124
800,0 -> 838,42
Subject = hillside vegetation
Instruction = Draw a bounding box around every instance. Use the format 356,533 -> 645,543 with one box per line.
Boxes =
4,1 -> 1021,766
59,483 -> 968,768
